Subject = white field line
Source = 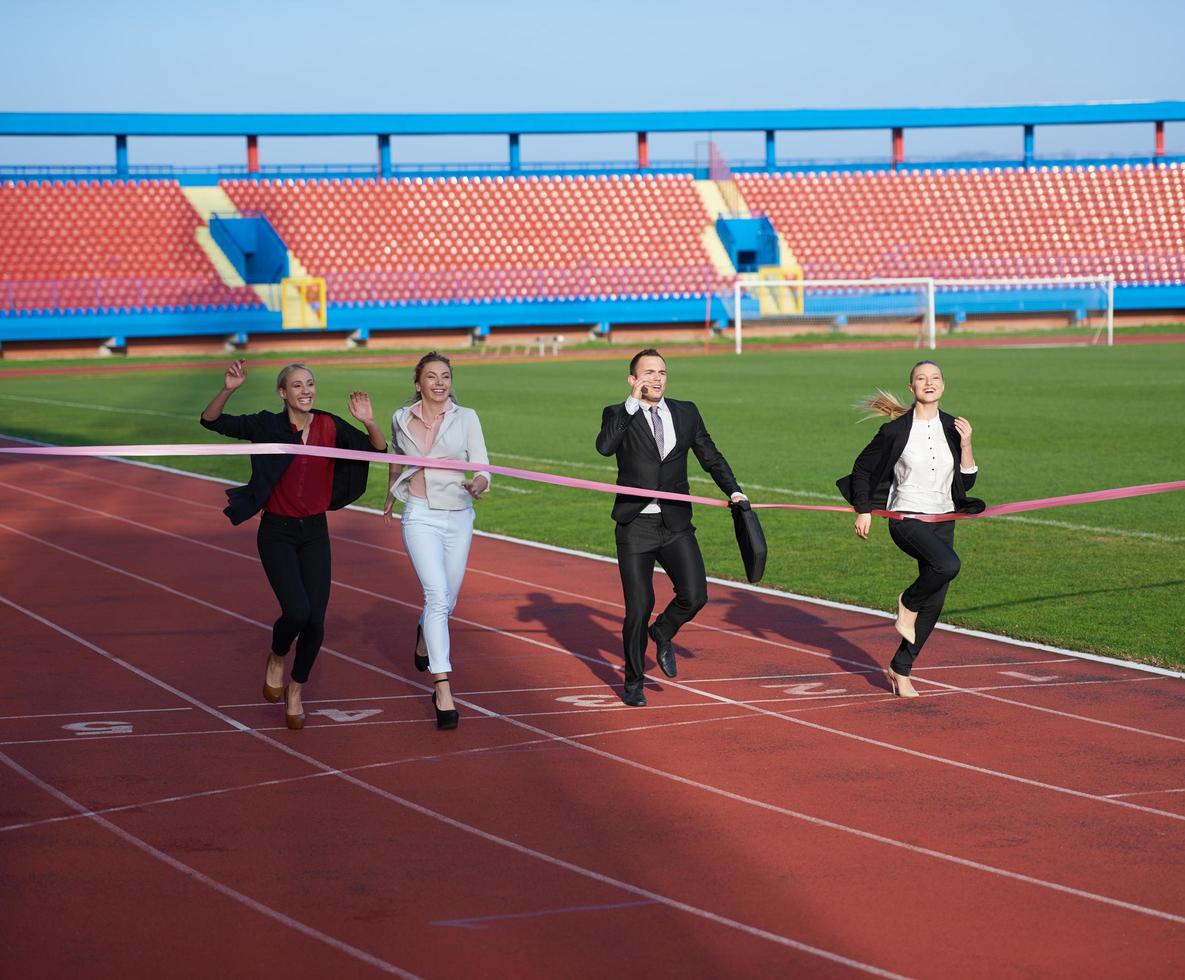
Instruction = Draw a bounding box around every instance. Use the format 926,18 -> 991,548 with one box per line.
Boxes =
0,595 -> 905,979
3,424 -> 1181,542
4,593 -> 1185,938
0,393 -> 193,420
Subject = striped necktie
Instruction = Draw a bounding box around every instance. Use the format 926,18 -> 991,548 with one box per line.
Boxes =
650,405 -> 664,458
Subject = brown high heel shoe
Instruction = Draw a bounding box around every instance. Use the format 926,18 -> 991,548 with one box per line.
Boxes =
263,654 -> 283,703
885,667 -> 920,699
284,685 -> 305,730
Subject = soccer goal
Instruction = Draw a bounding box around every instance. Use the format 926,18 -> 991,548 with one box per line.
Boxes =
730,275 -> 1116,353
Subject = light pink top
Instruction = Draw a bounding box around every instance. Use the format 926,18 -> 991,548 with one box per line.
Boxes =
404,400 -> 455,498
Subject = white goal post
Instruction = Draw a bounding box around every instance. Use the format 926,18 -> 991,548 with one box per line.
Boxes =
731,275 -> 1116,353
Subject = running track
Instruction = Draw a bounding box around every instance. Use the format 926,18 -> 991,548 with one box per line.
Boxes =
2,443 -> 1183,978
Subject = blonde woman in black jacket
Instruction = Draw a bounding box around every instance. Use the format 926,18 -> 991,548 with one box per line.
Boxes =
837,361 -> 981,698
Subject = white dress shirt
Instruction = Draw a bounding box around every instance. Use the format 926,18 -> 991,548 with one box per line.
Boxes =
887,412 -> 978,515
625,396 -> 675,514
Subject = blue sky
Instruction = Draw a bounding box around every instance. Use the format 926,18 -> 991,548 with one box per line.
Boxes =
2,0 -> 1182,167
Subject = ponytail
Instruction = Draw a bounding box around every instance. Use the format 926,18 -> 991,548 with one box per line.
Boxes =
857,389 -> 910,421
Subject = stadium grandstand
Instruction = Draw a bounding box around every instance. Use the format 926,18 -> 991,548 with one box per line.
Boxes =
1,103 -> 1183,357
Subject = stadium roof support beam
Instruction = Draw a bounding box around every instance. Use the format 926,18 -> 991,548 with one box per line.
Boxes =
6,102 -> 1185,137
508,133 -> 520,173
1155,120 -> 1165,158
1023,124 -> 1035,168
378,134 -> 392,177
765,130 -> 776,169
891,127 -> 904,170
637,131 -> 648,168
246,135 -> 259,174
115,135 -> 128,178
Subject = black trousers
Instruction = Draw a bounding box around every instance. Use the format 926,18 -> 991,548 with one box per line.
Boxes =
615,514 -> 708,687
256,512 -> 332,684
887,517 -> 960,675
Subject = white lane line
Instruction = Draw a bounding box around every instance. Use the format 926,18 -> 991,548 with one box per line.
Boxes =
1,712 -> 761,836
0,707 -> 193,722
408,556 -> 1185,741
1105,788 -> 1185,800
7,548 -> 1185,932
0,595 -> 904,978
5,504 -> 1185,807
0,751 -> 421,978
687,659 -> 1078,684
7,441 -> 1182,679
10,592 -> 1185,943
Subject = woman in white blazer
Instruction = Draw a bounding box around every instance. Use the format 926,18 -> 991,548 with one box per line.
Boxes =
383,352 -> 490,729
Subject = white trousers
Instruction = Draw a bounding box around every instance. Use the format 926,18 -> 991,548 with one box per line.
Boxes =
400,497 -> 475,674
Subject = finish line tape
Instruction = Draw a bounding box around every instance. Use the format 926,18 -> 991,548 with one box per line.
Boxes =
1,442 -> 1182,523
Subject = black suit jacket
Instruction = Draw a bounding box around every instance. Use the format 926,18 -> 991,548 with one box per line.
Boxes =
596,397 -> 740,530
836,409 -> 981,514
199,409 -> 382,525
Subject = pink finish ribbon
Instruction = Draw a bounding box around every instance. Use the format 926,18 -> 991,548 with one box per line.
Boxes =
1,442 -> 1182,522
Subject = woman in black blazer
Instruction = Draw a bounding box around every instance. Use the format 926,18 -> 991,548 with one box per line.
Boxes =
837,360 -> 981,698
200,360 -> 386,728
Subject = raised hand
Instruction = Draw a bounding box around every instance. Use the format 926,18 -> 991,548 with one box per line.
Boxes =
223,359 -> 247,391
954,417 -> 973,448
348,391 -> 375,425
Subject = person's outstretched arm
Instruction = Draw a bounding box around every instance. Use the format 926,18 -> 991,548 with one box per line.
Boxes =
200,360 -> 256,439
346,391 -> 387,451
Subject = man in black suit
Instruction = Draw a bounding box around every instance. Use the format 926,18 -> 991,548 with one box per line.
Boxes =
596,349 -> 746,706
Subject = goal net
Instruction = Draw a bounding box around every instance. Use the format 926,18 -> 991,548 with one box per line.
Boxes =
730,275 -> 1116,352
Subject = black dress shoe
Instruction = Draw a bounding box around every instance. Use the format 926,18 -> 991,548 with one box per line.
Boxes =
414,624 -> 429,673
622,684 -> 647,707
649,624 -> 677,678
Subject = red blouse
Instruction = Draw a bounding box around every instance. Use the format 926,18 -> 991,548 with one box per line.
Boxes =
264,413 -> 337,518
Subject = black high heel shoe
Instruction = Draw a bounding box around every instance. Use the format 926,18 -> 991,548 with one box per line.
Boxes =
432,679 -> 459,730
414,624 -> 429,673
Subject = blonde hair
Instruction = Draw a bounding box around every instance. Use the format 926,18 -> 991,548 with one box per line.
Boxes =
858,388 -> 910,421
857,360 -> 942,421
276,362 -> 313,390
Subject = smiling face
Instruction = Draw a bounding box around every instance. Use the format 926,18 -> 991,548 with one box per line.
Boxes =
277,367 -> 316,414
908,361 -> 944,406
416,359 -> 453,408
629,354 -> 667,404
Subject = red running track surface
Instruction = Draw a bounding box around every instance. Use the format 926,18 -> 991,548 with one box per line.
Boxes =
1,443 -> 1183,978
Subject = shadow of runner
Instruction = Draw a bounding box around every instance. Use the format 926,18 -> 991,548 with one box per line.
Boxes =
715,590 -> 890,692
515,590 -> 663,696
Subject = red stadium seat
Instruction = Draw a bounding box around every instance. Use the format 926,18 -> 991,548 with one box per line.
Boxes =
734,164 -> 1185,283
0,180 -> 263,313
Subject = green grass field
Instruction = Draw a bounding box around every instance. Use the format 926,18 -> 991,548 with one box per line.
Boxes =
2,344 -> 1183,666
